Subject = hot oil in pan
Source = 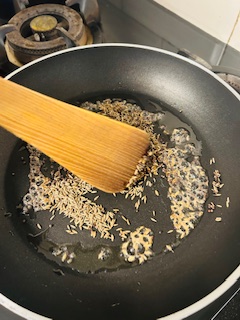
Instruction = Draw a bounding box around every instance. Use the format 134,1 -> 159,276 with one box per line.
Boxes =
5,94 -> 208,274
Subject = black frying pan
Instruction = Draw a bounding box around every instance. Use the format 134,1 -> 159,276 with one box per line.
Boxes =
0,44 -> 240,320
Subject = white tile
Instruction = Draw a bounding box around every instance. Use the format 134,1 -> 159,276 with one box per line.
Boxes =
153,0 -> 240,43
121,0 -> 226,65
228,12 -> 240,51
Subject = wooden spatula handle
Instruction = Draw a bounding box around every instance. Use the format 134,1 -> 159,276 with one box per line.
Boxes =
0,78 -> 149,192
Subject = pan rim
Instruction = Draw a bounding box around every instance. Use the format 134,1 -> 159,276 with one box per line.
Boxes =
5,43 -> 240,101
0,266 -> 239,320
2,43 -> 240,319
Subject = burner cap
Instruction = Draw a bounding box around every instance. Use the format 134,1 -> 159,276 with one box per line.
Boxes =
30,15 -> 58,33
5,4 -> 92,64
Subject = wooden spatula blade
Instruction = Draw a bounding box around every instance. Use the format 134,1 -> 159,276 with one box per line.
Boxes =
0,78 -> 149,192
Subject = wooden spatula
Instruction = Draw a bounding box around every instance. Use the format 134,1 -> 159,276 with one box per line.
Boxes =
0,78 -> 149,193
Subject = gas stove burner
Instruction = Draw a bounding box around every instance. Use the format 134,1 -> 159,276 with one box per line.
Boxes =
0,1 -> 102,68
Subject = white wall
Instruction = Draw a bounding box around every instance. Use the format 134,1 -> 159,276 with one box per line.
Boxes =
154,0 -> 240,51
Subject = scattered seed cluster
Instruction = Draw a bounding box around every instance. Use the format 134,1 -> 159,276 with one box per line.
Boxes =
212,169 -> 224,196
52,245 -> 76,264
121,226 -> 154,264
82,99 -> 166,192
98,247 -> 112,261
162,128 -> 209,239
207,201 -> 216,213
23,146 -> 116,241
22,99 -> 210,266
207,161 -> 228,222
22,148 -> 52,212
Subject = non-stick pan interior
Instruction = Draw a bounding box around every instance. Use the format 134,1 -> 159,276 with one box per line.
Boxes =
0,45 -> 240,320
